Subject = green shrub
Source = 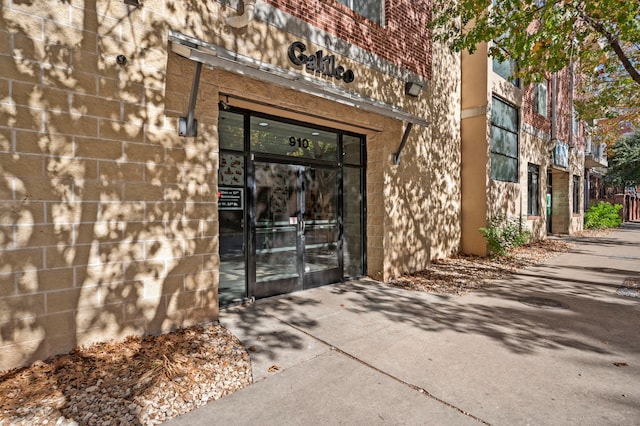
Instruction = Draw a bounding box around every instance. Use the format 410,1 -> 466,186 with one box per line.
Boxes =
479,214 -> 532,257
584,202 -> 623,229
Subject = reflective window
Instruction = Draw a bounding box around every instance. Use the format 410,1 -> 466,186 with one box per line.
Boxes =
491,97 -> 519,182
533,82 -> 548,117
337,0 -> 384,25
219,110 -> 244,151
250,116 -> 338,162
492,47 -> 520,87
218,107 -> 367,304
343,134 -> 362,165
219,152 -> 246,305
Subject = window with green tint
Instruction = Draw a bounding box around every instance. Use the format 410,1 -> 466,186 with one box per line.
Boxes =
343,134 -> 362,165
492,97 -> 518,132
219,111 -> 244,151
491,31 -> 520,88
490,97 -> 519,182
492,55 -> 520,87
250,116 -> 338,162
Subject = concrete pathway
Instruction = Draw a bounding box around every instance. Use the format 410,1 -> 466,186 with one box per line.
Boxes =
168,223 -> 640,425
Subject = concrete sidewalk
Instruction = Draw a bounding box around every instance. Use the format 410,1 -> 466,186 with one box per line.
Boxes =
168,223 -> 640,425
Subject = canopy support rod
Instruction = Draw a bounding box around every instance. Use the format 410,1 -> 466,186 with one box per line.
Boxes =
393,122 -> 414,165
179,61 -> 203,137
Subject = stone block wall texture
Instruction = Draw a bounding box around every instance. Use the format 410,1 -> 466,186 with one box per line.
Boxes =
0,0 -> 455,370
0,0 -> 223,372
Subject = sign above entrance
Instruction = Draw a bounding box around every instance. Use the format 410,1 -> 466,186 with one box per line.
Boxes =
287,41 -> 355,83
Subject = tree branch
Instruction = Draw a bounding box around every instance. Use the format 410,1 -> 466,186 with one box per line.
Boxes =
576,8 -> 640,85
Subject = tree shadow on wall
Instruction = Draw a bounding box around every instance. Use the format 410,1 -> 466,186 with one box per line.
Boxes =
0,0 -> 224,380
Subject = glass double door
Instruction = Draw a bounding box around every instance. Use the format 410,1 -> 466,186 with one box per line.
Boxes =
252,161 -> 341,298
218,108 -> 366,305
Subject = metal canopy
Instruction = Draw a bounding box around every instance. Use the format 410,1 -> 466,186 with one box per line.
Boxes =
168,31 -> 430,130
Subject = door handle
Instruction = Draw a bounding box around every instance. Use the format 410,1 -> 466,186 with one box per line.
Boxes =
300,219 -> 306,234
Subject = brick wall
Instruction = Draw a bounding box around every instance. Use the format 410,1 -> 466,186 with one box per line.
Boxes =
522,68 -> 585,150
522,80 -> 551,134
263,0 -> 432,79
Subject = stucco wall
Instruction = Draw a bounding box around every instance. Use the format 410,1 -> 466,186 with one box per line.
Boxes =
380,34 -> 461,279
460,46 -> 490,256
424,35 -> 462,263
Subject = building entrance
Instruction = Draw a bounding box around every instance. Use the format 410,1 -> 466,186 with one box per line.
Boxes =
253,162 -> 340,298
218,108 -> 365,305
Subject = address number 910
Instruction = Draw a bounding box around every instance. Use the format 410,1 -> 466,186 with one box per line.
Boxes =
289,137 -> 310,149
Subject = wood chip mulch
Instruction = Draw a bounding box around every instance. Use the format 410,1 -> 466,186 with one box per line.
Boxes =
0,323 -> 251,425
390,237 -> 582,296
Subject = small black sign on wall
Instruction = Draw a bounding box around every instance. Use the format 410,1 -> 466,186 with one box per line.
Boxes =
218,187 -> 244,210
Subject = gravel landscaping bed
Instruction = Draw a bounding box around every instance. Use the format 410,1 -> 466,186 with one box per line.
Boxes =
0,324 -> 251,425
390,238 -> 578,295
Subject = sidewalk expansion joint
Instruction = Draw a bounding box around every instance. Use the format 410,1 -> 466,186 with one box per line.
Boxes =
269,313 -> 492,425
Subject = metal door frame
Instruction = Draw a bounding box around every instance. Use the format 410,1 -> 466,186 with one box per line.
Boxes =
248,157 -> 342,299
218,106 -> 366,303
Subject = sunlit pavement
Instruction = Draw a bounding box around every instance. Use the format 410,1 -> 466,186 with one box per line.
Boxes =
168,222 -> 640,425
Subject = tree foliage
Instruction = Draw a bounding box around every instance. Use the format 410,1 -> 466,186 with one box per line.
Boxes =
605,126 -> 640,187
430,0 -> 640,139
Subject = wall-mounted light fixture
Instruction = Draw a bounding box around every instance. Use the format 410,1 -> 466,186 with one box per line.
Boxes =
404,81 -> 423,97
123,0 -> 140,6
